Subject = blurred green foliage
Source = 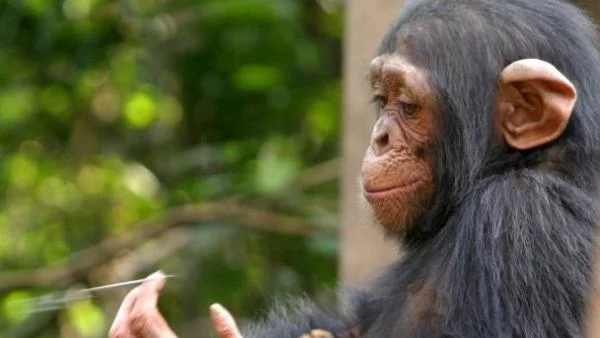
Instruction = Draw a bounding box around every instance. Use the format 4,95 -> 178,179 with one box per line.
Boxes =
0,0 -> 344,336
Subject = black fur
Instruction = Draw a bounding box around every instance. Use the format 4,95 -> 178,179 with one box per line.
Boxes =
244,300 -> 354,338
244,0 -> 600,337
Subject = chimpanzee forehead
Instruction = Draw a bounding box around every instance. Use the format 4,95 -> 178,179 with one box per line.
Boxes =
368,54 -> 431,95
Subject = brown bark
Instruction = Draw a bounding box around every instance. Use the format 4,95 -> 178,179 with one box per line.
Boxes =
588,238 -> 600,338
576,0 -> 600,17
580,2 -> 600,336
340,0 -> 405,285
555,3 -> 600,337
583,6 -> 600,338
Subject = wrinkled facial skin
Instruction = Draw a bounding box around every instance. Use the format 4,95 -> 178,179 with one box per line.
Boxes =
361,54 -> 436,232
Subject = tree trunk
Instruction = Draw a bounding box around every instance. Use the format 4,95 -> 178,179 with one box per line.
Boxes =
340,0 -> 405,286
559,2 -> 600,337
582,4 -> 600,338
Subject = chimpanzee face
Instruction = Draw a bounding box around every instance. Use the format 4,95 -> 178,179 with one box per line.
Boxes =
361,52 -> 576,233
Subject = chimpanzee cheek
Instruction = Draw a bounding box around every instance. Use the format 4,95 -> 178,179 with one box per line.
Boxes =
361,157 -> 435,232
368,185 -> 434,231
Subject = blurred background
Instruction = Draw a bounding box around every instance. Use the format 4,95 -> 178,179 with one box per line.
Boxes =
2,0 -> 600,337
0,0 -> 344,336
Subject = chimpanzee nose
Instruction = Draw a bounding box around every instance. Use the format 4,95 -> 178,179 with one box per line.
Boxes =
371,117 -> 397,157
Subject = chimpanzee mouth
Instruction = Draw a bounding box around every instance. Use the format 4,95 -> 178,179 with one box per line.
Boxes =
363,180 -> 422,198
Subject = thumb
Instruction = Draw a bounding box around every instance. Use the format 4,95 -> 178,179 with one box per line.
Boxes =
209,303 -> 243,338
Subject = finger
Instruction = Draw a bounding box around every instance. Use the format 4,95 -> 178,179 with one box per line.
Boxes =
309,329 -> 335,338
109,286 -> 141,337
143,313 -> 179,338
109,271 -> 168,338
209,303 -> 243,338
128,271 -> 178,338
132,271 -> 167,313
128,311 -> 178,338
145,270 -> 167,289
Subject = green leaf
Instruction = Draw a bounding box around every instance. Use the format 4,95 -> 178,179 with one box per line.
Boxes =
124,92 -> 157,128
122,163 -> 161,198
21,0 -> 52,16
157,96 -> 183,127
67,299 -> 106,336
306,83 -> 341,144
202,0 -> 279,22
62,0 -> 96,20
40,85 -> 70,118
110,50 -> 138,90
0,88 -> 37,126
233,65 -> 283,92
2,291 -> 33,323
307,235 -> 339,257
6,154 -> 38,189
254,137 -> 300,193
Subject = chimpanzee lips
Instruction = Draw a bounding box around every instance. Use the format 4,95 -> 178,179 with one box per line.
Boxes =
363,180 -> 423,198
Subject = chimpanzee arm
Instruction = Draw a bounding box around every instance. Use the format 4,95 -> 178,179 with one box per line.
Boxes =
108,274 -> 364,338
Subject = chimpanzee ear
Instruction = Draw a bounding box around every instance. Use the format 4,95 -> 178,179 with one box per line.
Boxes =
499,59 -> 577,150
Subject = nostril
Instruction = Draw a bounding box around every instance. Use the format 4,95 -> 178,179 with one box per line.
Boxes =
374,132 -> 390,156
377,132 -> 389,148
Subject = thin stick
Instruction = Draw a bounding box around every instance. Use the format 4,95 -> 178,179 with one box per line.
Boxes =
80,274 -> 178,293
10,275 -> 178,314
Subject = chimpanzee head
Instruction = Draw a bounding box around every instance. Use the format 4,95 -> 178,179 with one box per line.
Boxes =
360,0 -> 600,240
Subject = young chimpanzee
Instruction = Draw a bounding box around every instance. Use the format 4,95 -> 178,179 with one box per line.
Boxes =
108,0 -> 600,337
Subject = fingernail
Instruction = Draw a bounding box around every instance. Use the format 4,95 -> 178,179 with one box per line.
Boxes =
210,303 -> 224,313
147,270 -> 165,280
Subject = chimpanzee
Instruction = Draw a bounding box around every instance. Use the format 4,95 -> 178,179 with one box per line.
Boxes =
108,0 -> 600,337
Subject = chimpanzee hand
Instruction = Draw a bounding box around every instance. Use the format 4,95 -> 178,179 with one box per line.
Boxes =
108,271 -> 244,338
300,329 -> 335,338
209,303 -> 244,338
299,328 -> 360,338
108,271 -> 178,338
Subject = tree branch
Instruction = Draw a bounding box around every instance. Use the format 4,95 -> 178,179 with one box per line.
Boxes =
0,202 -> 335,294
290,158 -> 340,191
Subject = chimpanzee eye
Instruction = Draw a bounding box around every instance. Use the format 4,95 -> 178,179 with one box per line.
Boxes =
371,95 -> 387,108
401,102 -> 419,118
